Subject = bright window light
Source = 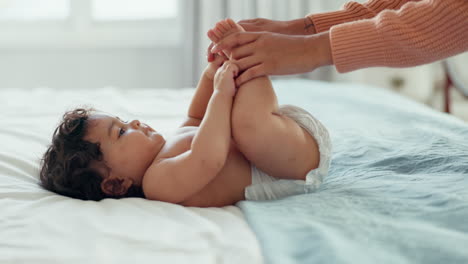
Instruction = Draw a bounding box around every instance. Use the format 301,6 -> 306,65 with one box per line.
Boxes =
92,0 -> 178,21
0,0 -> 69,21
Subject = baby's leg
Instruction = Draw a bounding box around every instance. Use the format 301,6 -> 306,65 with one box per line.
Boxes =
208,19 -> 320,180
232,77 -> 320,180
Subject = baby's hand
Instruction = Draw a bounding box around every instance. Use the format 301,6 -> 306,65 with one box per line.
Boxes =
204,53 -> 228,81
214,61 -> 239,97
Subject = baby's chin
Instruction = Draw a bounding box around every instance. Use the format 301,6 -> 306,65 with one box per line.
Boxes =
152,133 -> 166,152
150,131 -> 163,140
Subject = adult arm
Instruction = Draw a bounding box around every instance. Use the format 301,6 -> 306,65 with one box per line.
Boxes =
330,0 -> 468,73
235,0 -> 420,35
309,0 -> 421,33
212,0 -> 467,83
207,0 -> 420,62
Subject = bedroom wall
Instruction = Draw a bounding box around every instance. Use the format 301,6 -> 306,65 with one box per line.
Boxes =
0,0 -> 188,90
0,0 -> 466,122
0,48 -> 183,89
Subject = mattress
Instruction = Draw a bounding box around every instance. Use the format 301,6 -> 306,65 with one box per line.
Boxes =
4,78 -> 467,264
0,87 -> 263,263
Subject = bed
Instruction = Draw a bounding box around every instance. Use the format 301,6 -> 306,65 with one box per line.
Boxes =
1,79 -> 468,263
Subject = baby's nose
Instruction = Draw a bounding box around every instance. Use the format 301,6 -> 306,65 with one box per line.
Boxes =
130,120 -> 140,128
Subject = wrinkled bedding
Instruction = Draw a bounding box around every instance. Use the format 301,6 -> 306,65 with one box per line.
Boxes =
238,79 -> 468,264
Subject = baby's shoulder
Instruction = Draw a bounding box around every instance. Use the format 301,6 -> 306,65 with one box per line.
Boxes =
149,127 -> 197,163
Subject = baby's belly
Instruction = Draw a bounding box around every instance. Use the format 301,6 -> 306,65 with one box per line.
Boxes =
180,142 -> 251,207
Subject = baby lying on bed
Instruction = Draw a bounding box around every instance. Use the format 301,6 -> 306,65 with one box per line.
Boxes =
40,19 -> 331,207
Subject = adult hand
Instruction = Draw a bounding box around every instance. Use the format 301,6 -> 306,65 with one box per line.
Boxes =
206,41 -> 230,63
210,31 -> 333,86
207,17 -> 316,63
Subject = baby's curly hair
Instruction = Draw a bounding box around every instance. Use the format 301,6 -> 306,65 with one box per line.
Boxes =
40,108 -> 144,201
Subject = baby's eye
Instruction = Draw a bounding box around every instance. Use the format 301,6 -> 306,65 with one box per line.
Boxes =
119,128 -> 126,137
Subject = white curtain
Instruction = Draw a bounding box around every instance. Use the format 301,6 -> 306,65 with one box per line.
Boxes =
185,0 -> 350,87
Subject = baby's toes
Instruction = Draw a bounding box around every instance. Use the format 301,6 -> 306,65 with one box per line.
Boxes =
226,18 -> 236,28
216,21 -> 229,33
213,28 -> 224,39
207,29 -> 219,43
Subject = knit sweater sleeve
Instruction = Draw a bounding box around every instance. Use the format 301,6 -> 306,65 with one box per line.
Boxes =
328,0 -> 468,73
307,0 -> 420,33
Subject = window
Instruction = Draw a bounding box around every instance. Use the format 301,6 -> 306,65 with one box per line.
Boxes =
0,0 -> 69,21
92,0 -> 177,21
0,0 -> 182,48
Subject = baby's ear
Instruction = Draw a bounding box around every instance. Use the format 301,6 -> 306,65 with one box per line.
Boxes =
101,176 -> 133,196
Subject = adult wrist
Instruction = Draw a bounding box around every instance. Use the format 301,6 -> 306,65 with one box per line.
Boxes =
286,19 -> 303,35
303,17 -> 317,35
304,32 -> 333,70
286,18 -> 316,35
316,31 -> 333,67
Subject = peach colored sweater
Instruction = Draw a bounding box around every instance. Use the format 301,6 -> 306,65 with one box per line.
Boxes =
307,0 -> 468,73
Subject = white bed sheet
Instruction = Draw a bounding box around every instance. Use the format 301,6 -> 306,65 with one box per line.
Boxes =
0,87 -> 263,264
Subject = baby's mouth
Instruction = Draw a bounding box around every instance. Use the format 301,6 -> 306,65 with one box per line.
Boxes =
143,123 -> 155,135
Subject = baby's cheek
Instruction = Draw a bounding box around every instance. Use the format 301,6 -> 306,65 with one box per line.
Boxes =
114,146 -> 129,163
115,154 -> 128,167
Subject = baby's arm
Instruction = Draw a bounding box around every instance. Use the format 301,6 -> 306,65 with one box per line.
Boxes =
181,55 -> 227,127
143,62 -> 239,204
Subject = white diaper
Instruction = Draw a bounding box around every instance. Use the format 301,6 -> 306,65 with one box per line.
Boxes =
244,104 -> 332,201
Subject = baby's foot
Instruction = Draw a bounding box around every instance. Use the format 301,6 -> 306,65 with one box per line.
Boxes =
207,18 -> 245,58
208,18 -> 245,43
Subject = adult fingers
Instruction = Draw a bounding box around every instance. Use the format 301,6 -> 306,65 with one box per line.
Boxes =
235,64 -> 266,87
238,18 -> 271,32
211,32 -> 259,54
238,18 -> 257,24
230,42 -> 256,60
232,56 -> 260,72
238,21 -> 260,32
238,24 -> 261,32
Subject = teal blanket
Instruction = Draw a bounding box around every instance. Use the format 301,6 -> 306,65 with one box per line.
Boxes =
237,79 -> 468,264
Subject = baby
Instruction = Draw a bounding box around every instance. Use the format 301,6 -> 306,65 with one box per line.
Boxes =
40,19 -> 331,207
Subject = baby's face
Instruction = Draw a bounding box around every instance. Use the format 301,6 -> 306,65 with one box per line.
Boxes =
84,113 -> 165,186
